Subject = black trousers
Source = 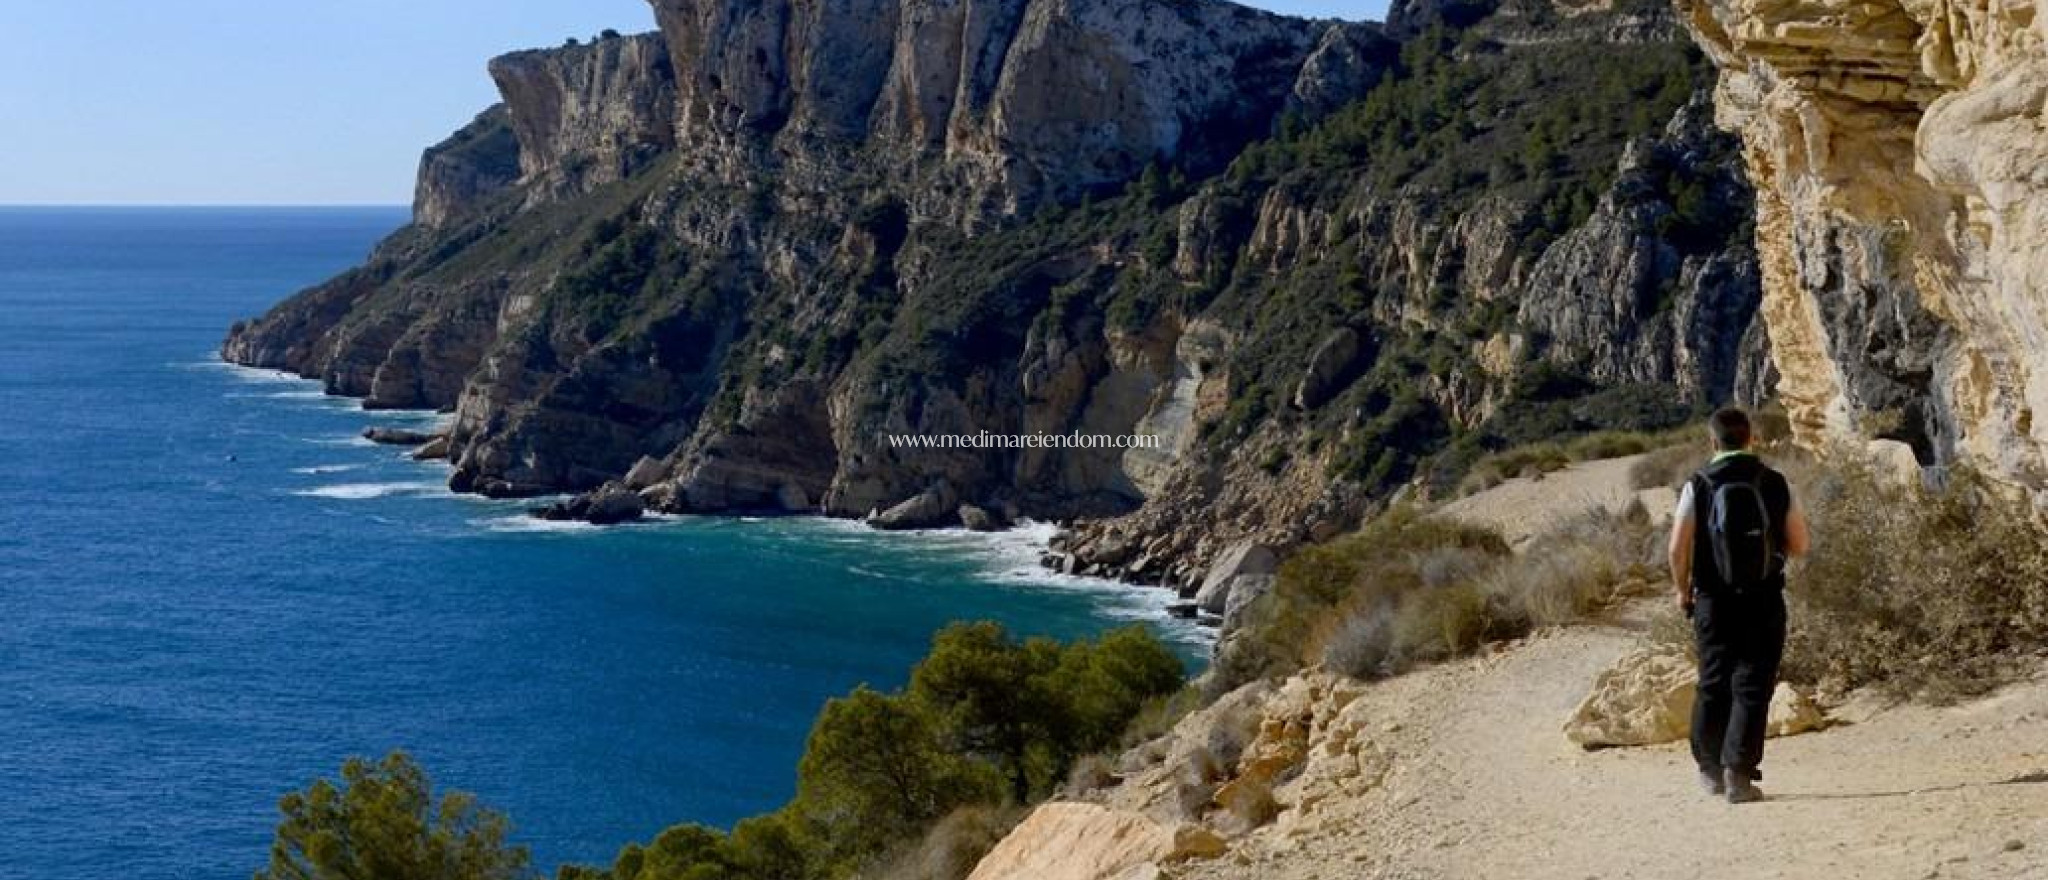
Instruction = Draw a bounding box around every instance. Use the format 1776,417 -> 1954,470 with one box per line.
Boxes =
1691,588 -> 1786,778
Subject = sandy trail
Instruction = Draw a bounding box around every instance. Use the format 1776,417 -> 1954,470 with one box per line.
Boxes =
1186,621 -> 2048,880
1180,453 -> 2048,880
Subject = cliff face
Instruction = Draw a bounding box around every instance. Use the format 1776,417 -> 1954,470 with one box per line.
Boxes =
225,0 -> 1767,579
488,33 -> 678,202
646,0 -> 1324,220
1680,0 -> 2048,490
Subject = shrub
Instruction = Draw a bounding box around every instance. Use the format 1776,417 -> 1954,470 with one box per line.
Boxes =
1229,501 -> 1664,685
1564,429 -> 1663,461
1486,502 -> 1663,627
861,806 -> 1026,880
1456,429 -> 1694,497
1217,507 -> 1512,685
1456,442 -> 1570,495
1627,440 -> 1707,490
1781,457 -> 2048,701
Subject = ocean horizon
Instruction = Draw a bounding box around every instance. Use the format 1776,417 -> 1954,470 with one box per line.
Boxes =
0,206 -> 1203,878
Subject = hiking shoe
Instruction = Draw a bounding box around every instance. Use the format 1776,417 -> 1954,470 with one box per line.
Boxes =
1698,768 -> 1725,796
1725,769 -> 1763,804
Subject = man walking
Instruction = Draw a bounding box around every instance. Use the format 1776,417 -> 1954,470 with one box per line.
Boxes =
1667,408 -> 1810,803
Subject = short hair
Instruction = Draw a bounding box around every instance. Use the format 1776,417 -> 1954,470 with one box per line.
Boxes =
1709,407 -> 1752,451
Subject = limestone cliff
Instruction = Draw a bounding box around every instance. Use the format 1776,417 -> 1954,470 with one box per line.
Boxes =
224,0 -> 1767,579
1679,0 -> 2048,492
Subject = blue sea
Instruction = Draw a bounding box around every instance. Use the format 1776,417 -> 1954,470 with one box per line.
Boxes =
0,207 -> 1201,879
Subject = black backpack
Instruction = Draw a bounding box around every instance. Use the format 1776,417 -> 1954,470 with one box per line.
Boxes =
1695,470 -> 1781,592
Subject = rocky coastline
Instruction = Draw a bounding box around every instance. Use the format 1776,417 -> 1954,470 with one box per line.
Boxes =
224,0 -> 1778,601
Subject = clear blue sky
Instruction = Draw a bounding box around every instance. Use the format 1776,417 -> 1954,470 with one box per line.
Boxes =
0,0 -> 1383,206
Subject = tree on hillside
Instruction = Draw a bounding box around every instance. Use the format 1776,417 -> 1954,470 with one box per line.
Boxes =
258,751 -> 532,880
909,623 -> 1065,803
909,622 -> 1184,803
795,686 -> 1001,861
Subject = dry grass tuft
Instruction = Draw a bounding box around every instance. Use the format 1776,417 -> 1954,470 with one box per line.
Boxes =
862,806 -> 1026,880
1221,503 -> 1665,686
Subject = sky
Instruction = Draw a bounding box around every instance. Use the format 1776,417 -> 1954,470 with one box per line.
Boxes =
0,0 -> 1384,206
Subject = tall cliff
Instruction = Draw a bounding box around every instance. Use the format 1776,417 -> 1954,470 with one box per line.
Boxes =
1679,0 -> 2048,493
225,0 -> 1767,581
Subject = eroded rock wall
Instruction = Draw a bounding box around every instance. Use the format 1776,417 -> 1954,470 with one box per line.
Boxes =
1680,0 -> 2048,487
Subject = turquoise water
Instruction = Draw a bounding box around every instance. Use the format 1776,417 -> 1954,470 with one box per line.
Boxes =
0,207 -> 1201,879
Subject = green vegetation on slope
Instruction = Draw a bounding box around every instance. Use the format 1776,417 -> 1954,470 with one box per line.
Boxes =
841,24 -> 1723,501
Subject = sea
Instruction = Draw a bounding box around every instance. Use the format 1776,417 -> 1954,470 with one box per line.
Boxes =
0,207 -> 1203,879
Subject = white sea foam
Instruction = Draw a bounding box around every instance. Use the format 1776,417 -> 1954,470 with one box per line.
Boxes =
291,464 -> 363,475
783,516 -> 1210,646
293,482 -> 445,500
304,435 -> 377,448
476,515 -> 599,534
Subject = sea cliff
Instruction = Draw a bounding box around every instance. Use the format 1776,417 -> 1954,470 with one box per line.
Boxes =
225,0 -> 1768,584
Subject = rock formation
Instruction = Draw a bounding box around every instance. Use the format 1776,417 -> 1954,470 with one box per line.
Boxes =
224,0 -> 1768,580
1679,0 -> 2048,494
1562,644 -> 1825,747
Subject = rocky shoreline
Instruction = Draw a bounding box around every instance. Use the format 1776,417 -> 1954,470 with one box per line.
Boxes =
223,0 -> 1786,598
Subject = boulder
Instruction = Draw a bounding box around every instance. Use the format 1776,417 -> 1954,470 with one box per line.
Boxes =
1565,646 -> 1695,748
867,482 -> 958,530
1221,575 -> 1276,626
531,484 -> 645,526
1767,682 -> 1827,737
1566,645 -> 1827,748
362,427 -> 436,446
584,487 -> 647,525
1195,543 -> 1280,615
1865,439 -> 1923,487
959,503 -> 1007,532
411,436 -> 451,461
1291,328 -> 1362,410
621,455 -> 667,491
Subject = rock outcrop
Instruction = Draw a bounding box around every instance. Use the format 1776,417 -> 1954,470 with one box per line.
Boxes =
413,106 -> 521,230
488,32 -> 678,202
1679,0 -> 2048,493
362,427 -> 437,447
964,803 -> 1223,880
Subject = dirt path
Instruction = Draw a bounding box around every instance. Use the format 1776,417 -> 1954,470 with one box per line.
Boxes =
1183,621 -> 2048,880
1174,454 -> 2048,879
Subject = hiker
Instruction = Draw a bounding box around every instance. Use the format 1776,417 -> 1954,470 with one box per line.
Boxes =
1667,407 -> 1810,804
